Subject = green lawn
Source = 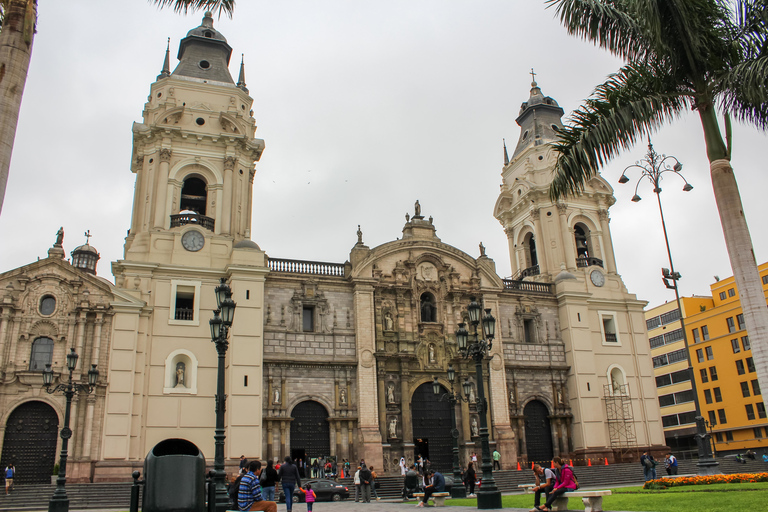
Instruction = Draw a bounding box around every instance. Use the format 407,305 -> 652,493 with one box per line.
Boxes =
447,482 -> 768,511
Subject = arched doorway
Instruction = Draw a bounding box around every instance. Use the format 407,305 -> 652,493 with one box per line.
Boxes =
411,382 -> 452,473
290,401 -> 330,468
524,400 -> 553,463
1,401 -> 59,483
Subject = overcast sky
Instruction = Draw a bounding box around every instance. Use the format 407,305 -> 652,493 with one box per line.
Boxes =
1,0 -> 766,310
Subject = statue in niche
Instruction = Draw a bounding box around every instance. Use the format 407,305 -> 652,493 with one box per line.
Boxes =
469,384 -> 476,403
428,344 -> 436,363
384,312 -> 394,331
389,416 -> 398,438
273,387 -> 281,404
414,200 -> 421,217
557,387 -> 564,405
175,362 -> 186,388
340,388 -> 347,405
471,416 -> 479,437
387,382 -> 396,404
509,389 -> 516,404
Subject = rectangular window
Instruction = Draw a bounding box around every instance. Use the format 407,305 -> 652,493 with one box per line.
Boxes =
763,275 -> 768,285
659,394 -> 675,407
747,357 -> 755,373
713,387 -> 722,402
704,389 -> 713,404
728,288 -> 736,297
706,346 -> 714,360
710,366 -> 718,381
719,291 -> 727,300
169,280 -> 202,326
174,285 -> 196,321
649,335 -> 665,349
755,427 -> 764,439
692,328 -> 701,343
736,313 -> 745,330
702,325 -> 710,340
601,313 -> 618,343
715,432 -> 723,442
757,402 -> 767,419
742,336 -> 751,351
725,431 -> 734,441
652,355 -> 668,368
746,404 -> 756,421
731,338 -> 741,353
667,349 -> 688,364
741,381 -> 751,397
660,309 -> 681,325
646,316 -> 661,330
524,319 -> 535,343
661,415 -> 679,427
656,374 -> 672,387
696,349 -> 704,363
718,408 -> 727,424
700,368 -> 709,383
752,379 -> 761,396
671,369 -> 691,384
708,410 -> 717,425
678,412 -> 697,425
302,306 -> 314,332
736,359 -> 746,375
726,317 -> 735,333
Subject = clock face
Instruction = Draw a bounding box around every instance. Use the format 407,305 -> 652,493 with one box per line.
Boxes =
590,269 -> 605,287
181,230 -> 205,252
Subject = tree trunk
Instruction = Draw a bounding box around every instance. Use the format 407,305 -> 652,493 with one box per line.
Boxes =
0,0 -> 36,216
710,158 -> 768,411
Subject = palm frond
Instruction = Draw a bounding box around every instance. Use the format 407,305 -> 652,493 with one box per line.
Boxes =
716,56 -> 768,130
732,0 -> 768,59
545,0 -> 651,62
549,63 -> 687,199
149,0 -> 235,18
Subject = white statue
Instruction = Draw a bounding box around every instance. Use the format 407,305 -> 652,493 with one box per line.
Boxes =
469,384 -> 476,403
387,382 -> 395,403
389,416 -> 398,438
384,312 -> 394,331
340,389 -> 347,405
175,362 -> 186,388
471,417 -> 479,437
273,387 -> 281,404
428,344 -> 436,363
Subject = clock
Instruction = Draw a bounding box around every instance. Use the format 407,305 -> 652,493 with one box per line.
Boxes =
590,269 -> 605,287
181,230 -> 205,252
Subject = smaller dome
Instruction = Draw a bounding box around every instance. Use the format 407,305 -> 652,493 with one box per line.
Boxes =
554,270 -> 577,283
185,11 -> 227,42
73,243 -> 98,254
234,239 -> 261,250
71,240 -> 100,275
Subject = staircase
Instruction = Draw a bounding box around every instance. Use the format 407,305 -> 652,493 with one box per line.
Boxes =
0,482 -> 133,511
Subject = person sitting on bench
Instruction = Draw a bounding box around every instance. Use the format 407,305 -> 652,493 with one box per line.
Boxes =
416,469 -> 445,508
537,457 -> 576,512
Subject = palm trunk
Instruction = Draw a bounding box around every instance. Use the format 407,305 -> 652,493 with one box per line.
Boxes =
0,0 -> 36,216
710,158 -> 768,411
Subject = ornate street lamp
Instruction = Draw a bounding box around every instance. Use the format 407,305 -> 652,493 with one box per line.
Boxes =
209,277 -> 237,512
456,299 -> 501,509
620,139 -> 718,474
42,348 -> 99,512
432,364 -> 468,499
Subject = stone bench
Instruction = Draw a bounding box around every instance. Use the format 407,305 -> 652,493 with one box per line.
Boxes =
519,483 -> 536,494
551,490 -> 612,512
413,492 -> 450,507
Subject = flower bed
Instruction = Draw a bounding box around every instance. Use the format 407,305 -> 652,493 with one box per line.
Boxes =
643,473 -> 768,489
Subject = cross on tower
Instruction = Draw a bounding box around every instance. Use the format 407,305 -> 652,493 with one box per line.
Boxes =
84,230 -> 92,244
530,68 -> 537,83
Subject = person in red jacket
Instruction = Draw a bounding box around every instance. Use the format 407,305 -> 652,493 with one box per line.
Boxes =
536,457 -> 577,512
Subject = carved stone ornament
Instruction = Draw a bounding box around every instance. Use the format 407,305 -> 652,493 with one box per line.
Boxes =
159,149 -> 172,162
223,156 -> 237,170
417,262 -> 437,281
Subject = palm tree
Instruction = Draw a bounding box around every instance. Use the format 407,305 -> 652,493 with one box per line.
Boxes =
0,0 -> 235,217
546,0 -> 768,407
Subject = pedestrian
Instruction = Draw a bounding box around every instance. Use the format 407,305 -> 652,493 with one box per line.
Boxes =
529,463 -> 554,512
416,455 -> 423,474
354,466 -> 361,502
369,466 -> 381,501
402,464 -> 419,501
464,461 -> 476,497
536,457 -> 577,512
664,452 -> 678,475
230,471 -> 245,508
237,461 -> 277,512
278,456 -> 301,512
416,469 -> 445,508
4,464 -> 14,495
492,449 -> 501,471
400,456 -> 407,475
240,455 -> 249,470
640,451 -> 657,481
359,464 -> 372,503
298,483 -> 316,512
260,459 -> 279,502
471,452 -> 478,464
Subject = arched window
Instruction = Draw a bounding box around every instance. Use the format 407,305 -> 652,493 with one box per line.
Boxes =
608,365 -> 627,395
420,292 -> 437,323
29,337 -> 54,371
179,176 -> 207,215
524,232 -> 538,267
574,224 -> 590,259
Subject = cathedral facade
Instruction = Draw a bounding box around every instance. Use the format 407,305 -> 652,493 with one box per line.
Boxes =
0,14 -> 665,483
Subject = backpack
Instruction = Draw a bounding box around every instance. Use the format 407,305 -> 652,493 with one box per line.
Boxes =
568,466 -> 579,490
643,457 -> 653,468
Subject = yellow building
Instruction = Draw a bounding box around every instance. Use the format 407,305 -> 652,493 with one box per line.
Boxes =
685,263 -> 768,455
646,296 -> 713,456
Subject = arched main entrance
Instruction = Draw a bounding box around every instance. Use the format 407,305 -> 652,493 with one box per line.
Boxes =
1,401 -> 59,483
290,401 -> 330,464
411,382 -> 452,473
524,400 -> 553,463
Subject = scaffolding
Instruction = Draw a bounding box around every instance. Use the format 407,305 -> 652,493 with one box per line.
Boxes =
603,384 -> 637,459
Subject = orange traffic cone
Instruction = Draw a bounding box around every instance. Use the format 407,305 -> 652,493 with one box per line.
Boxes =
340,468 -> 344,478
569,459 -> 573,466
531,462 -> 534,470
587,458 -> 592,467
605,458 -> 609,466
517,461 -> 521,471
550,460 -> 555,469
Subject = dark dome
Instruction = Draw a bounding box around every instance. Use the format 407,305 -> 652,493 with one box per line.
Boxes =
186,11 -> 227,42
234,239 -> 261,250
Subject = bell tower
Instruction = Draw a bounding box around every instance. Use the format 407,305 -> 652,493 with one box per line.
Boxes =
494,80 -> 666,460
104,13 -> 269,467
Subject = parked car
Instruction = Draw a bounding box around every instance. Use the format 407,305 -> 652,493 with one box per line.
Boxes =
277,479 -> 350,502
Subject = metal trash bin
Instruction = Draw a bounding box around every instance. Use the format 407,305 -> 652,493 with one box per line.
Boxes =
143,438 -> 206,512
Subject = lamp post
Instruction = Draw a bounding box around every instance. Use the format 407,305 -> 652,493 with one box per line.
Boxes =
619,139 -> 719,474
456,298 -> 501,509
42,348 -> 99,512
432,364 -> 468,499
209,278 -> 237,512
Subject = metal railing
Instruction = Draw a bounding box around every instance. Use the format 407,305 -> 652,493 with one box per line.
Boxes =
576,257 -> 604,268
268,258 -> 346,277
170,213 -> 215,231
502,279 -> 553,294
520,264 -> 540,278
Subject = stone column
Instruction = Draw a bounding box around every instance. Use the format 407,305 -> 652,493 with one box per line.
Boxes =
504,227 -> 518,275
81,314 -> 103,459
222,157 -> 235,235
557,203 -> 577,270
0,308 -> 11,364
401,372 -> 412,444
530,208 -> 548,274
598,209 -> 617,273
153,149 -> 172,229
280,421 -> 288,461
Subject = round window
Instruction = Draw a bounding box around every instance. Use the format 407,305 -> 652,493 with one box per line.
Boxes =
199,60 -> 210,69
196,118 -> 205,126
40,295 -> 56,316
